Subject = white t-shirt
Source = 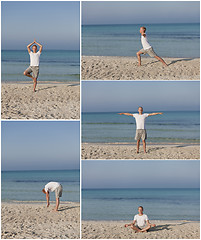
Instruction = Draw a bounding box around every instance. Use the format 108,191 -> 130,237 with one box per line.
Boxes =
29,51 -> 41,66
133,113 -> 149,129
141,35 -> 152,50
45,182 -> 60,192
134,214 -> 149,228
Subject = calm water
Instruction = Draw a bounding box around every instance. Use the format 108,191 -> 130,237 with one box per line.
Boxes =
82,23 -> 200,57
2,170 -> 80,202
82,111 -> 200,144
1,50 -> 80,82
82,188 -> 200,221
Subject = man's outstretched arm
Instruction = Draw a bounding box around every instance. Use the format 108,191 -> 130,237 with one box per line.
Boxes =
34,39 -> 43,53
27,40 -> 35,53
148,112 -> 163,116
118,113 -> 133,116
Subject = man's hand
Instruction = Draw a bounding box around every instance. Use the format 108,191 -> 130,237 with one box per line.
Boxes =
118,113 -> 124,115
124,224 -> 128,227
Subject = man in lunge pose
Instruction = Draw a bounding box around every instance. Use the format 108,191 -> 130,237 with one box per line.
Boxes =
136,26 -> 167,67
118,107 -> 163,153
23,39 -> 43,92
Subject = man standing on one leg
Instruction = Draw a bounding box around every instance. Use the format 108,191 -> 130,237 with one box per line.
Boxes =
118,107 -> 163,153
125,206 -> 156,233
136,26 -> 167,67
42,182 -> 63,211
23,39 -> 43,92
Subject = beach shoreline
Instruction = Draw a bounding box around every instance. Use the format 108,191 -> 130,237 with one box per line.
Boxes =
82,220 -> 200,239
81,56 -> 200,80
1,82 -> 80,119
82,142 -> 200,159
1,201 -> 80,239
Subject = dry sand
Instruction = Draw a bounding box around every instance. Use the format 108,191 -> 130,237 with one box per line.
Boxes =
82,220 -> 200,239
1,201 -> 80,239
1,82 -> 80,119
82,143 -> 200,160
82,56 -> 200,80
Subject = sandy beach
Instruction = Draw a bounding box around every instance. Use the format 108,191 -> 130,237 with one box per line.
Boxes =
82,143 -> 200,160
81,56 -> 200,80
82,220 -> 200,239
1,201 -> 80,239
1,82 -> 80,119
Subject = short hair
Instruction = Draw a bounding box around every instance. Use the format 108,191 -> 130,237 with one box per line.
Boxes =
141,26 -> 146,32
32,45 -> 37,48
138,106 -> 143,110
138,206 -> 144,210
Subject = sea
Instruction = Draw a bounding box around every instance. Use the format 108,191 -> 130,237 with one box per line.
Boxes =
82,111 -> 200,144
82,188 -> 200,221
82,23 -> 200,58
1,50 -> 80,82
2,170 -> 80,202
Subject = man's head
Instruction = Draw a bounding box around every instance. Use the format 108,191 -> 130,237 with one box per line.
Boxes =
138,206 -> 144,214
42,188 -> 46,194
138,106 -> 143,114
140,26 -> 146,34
32,45 -> 37,53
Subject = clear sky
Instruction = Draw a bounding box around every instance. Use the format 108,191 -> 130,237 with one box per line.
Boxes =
82,1 -> 200,25
2,121 -> 80,171
82,160 -> 200,189
2,1 -> 80,50
82,81 -> 200,112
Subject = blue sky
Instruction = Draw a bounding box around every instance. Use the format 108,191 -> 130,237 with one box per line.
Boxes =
1,1 -> 80,50
82,81 -> 200,112
2,121 -> 80,171
82,160 -> 200,189
82,1 -> 200,25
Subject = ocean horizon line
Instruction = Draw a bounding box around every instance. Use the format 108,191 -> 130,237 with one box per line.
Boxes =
83,187 -> 199,190
2,169 -> 80,172
82,22 -> 200,26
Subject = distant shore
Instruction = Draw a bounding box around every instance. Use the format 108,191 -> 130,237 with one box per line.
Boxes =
1,82 -> 80,120
82,220 -> 200,239
1,201 -> 80,239
82,56 -> 200,80
82,142 -> 200,160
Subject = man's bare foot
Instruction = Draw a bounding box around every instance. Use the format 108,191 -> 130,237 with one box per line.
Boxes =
138,64 -> 141,67
137,151 -> 139,154
52,209 -> 58,212
144,151 -> 147,154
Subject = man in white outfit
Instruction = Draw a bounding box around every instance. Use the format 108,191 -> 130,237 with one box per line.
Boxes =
118,107 -> 163,153
23,39 -> 43,92
125,206 -> 156,233
42,182 -> 63,211
136,26 -> 167,66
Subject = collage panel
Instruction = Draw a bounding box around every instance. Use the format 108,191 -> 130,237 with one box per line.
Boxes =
81,1 -> 200,81
82,81 -> 200,160
82,160 -> 200,239
1,121 -> 80,239
1,1 -> 80,120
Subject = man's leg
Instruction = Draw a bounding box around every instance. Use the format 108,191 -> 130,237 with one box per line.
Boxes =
23,71 -> 34,80
140,225 -> 151,232
33,78 -> 37,92
154,56 -> 168,66
142,140 -> 146,153
55,197 -> 60,211
137,140 -> 140,153
136,51 -> 143,66
130,225 -> 141,233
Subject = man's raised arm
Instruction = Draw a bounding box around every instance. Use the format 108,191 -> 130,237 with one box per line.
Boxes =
118,113 -> 133,116
148,112 -> 163,116
27,40 -> 35,53
35,39 -> 43,53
